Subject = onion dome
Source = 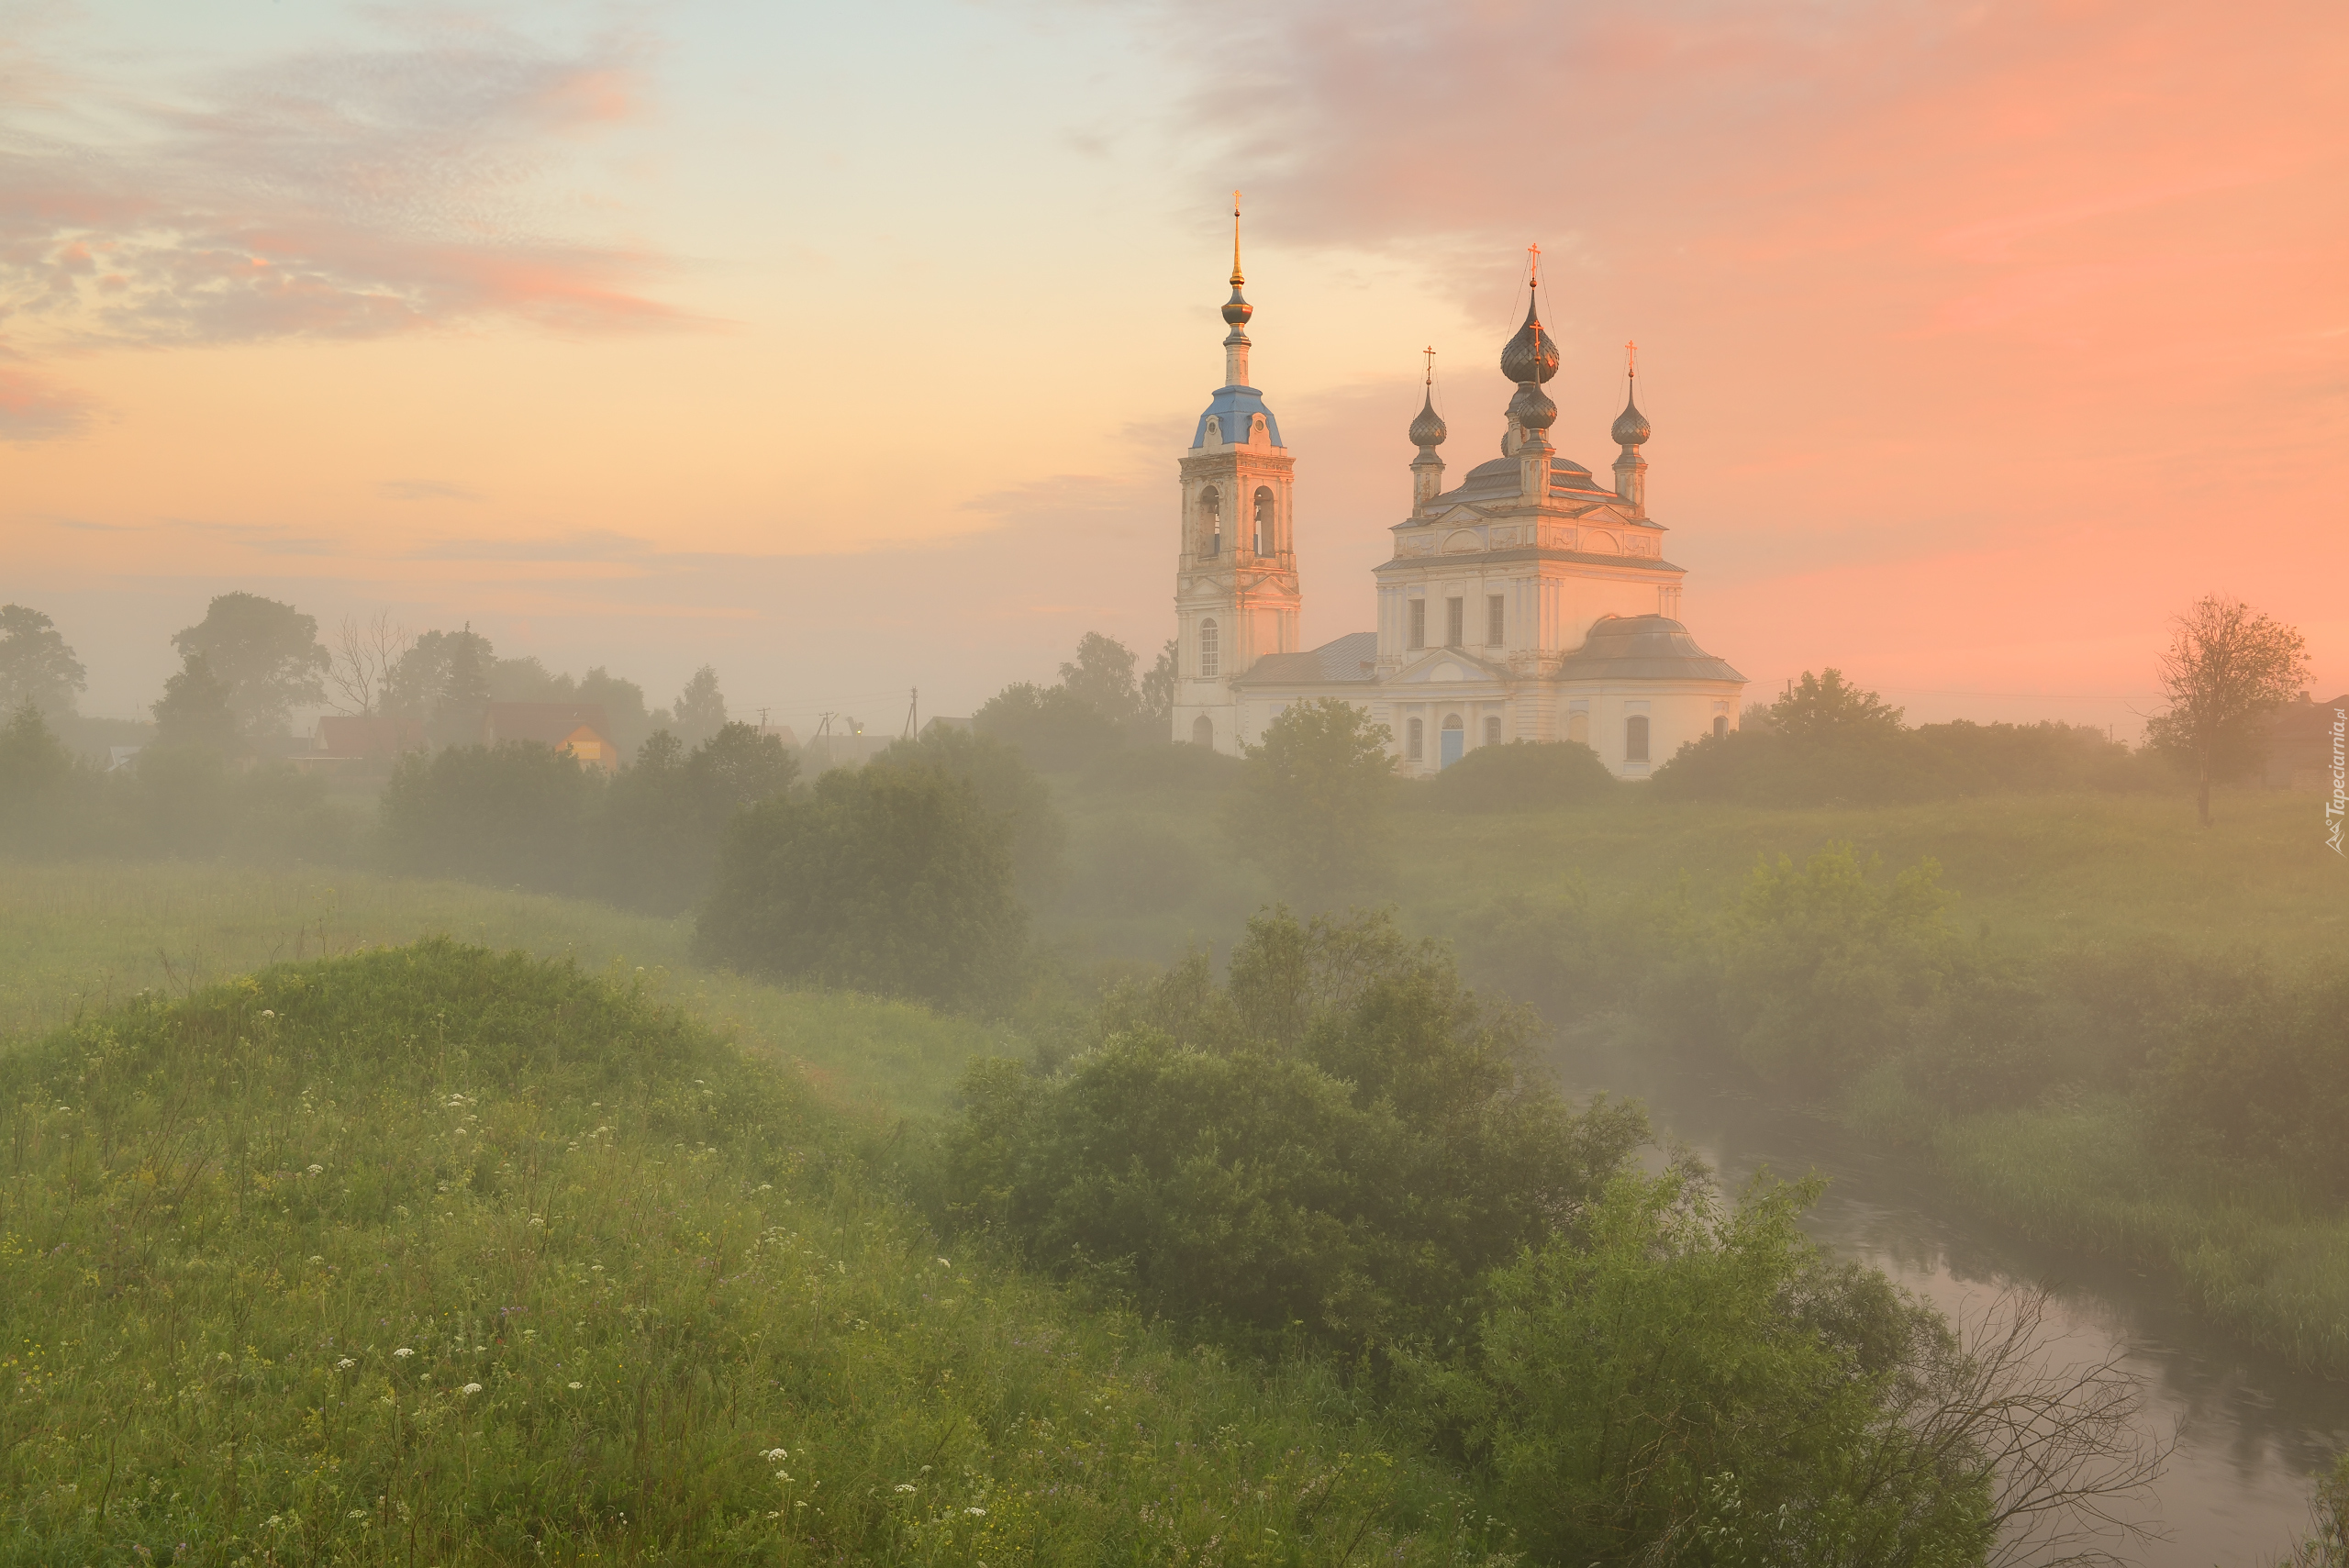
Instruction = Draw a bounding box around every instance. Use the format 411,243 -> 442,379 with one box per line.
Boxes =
1508,378 -> 1557,432
1408,392 -> 1447,448
1222,283 -> 1252,328
1611,393 -> 1650,447
1499,296 -> 1559,385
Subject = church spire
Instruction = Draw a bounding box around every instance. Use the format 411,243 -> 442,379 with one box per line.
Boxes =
1612,339 -> 1651,516
1409,345 -> 1448,512
1221,190 -> 1253,388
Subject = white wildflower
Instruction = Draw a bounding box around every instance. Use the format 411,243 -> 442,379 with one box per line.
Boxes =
763,1448 -> 789,1461
394,1348 -> 414,1358
895,1483 -> 917,1494
306,1164 -> 324,1175
260,1010 -> 275,1019
967,1507 -> 986,1517
568,1381 -> 583,1390
336,1358 -> 356,1370
462,1383 -> 483,1396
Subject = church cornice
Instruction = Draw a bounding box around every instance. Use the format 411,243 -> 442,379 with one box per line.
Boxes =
1373,548 -> 1687,576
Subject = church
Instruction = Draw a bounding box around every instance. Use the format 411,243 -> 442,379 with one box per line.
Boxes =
1170,231 -> 1747,780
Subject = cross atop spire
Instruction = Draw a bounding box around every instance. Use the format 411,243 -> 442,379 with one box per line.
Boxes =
1423,345 -> 1436,387
1231,190 -> 1244,286
1626,339 -> 1638,381
1528,241 -> 1541,289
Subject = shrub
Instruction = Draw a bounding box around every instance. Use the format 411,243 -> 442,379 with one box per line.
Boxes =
944,909 -> 1647,1351
380,741 -> 602,893
1420,739 -> 1616,812
876,725 -> 1064,902
593,723 -> 800,914
1412,1169 -> 1996,1565
696,759 -> 1026,1010
1711,843 -> 1958,1086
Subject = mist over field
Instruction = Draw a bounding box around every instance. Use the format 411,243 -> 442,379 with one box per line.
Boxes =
4,1 -> 2346,1564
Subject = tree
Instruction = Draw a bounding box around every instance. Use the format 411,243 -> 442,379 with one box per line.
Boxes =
171,592 -> 328,738
0,605 -> 87,717
577,667 -> 657,756
2143,595 -> 2312,827
696,758 -> 1024,1009
1230,698 -> 1394,906
432,625 -> 495,747
1137,638 -> 1178,740
379,741 -> 602,893
877,723 -> 1065,900
1424,739 -> 1616,811
1769,668 -> 1905,740
1059,631 -> 1141,729
326,611 -> 410,716
150,653 -> 241,751
973,681 -> 1120,771
0,700 -> 80,852
672,665 -> 728,747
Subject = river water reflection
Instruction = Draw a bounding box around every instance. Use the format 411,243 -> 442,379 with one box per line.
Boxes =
1561,1052 -> 2349,1567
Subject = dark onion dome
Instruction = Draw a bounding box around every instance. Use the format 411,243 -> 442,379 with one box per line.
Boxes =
1499,296 -> 1560,384
1408,391 -> 1447,448
1508,377 -> 1557,431
1611,392 -> 1650,447
1222,284 -> 1252,328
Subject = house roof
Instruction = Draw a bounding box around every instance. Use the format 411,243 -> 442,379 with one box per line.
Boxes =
1551,616 -> 1748,684
1234,631 -> 1379,686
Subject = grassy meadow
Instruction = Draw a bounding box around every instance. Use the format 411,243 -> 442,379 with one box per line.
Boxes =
0,942 -> 1501,1563
1041,773 -> 2337,967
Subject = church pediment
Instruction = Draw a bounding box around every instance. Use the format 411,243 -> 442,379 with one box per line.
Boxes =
1393,648 -> 1512,685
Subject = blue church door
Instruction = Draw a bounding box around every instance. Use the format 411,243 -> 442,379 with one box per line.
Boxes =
1439,717 -> 1464,769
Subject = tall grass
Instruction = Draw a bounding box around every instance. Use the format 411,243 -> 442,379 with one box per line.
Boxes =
0,943 -> 1508,1564
1927,1099 -> 2349,1375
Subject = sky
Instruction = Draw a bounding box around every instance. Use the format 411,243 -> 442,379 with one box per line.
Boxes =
5,0 -> 2343,739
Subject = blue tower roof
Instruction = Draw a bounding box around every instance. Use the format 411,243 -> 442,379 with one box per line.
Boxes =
1192,384 -> 1284,449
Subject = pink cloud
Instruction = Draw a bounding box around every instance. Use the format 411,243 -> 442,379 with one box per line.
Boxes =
0,30 -> 687,349
0,364 -> 98,441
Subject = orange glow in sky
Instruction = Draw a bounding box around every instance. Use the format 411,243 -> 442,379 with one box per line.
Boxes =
4,0 -> 2343,733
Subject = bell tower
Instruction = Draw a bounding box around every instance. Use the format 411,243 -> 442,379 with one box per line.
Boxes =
1173,194 -> 1298,755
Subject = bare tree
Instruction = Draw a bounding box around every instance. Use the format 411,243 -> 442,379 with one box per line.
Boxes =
1892,1289 -> 2171,1568
2143,595 -> 2310,827
327,611 -> 411,717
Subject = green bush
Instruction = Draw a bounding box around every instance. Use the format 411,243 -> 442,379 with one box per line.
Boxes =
696,758 -> 1026,1010
944,909 -> 1647,1351
1419,739 -> 1616,812
380,741 -> 603,893
592,723 -> 799,915
1411,1170 -> 1994,1565
972,681 -> 1119,771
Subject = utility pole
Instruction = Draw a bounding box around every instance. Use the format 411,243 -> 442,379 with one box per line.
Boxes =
902,685 -> 918,740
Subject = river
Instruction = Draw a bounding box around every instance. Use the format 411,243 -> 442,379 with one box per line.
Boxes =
1559,1048 -> 2349,1567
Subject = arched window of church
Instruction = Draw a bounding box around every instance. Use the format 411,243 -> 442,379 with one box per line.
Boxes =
1407,717 -> 1423,761
1484,717 -> 1502,748
1199,485 -> 1221,556
1626,715 -> 1650,762
1199,618 -> 1219,678
1713,715 -> 1729,739
1193,715 -> 1214,748
1567,709 -> 1589,745
1253,487 -> 1275,556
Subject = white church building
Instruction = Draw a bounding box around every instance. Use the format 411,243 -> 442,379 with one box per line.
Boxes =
1171,239 -> 1746,779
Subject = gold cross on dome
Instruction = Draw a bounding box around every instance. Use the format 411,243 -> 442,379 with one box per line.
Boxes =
1528,241 -> 1541,286
1423,345 -> 1435,385
1626,339 -> 1638,377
